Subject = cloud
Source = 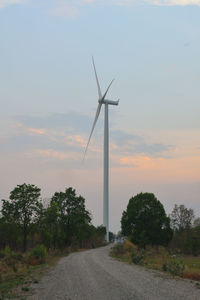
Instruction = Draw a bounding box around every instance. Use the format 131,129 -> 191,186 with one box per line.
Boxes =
115,0 -> 200,6
147,0 -> 200,6
110,130 -> 171,157
83,0 -> 96,3
48,1 -> 79,19
80,0 -> 200,6
10,114 -> 172,164
0,0 -> 28,8
120,155 -> 158,168
34,149 -> 70,160
14,113 -> 92,132
1,0 -> 199,13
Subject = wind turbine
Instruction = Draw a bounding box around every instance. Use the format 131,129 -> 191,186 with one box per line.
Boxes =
84,58 -> 119,242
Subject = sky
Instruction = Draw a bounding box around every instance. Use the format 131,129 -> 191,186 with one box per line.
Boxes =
0,0 -> 200,233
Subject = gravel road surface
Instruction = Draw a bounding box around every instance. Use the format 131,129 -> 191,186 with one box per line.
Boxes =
27,245 -> 200,300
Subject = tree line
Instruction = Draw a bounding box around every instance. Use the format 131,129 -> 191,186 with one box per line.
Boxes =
0,183 -> 106,252
1,186 -> 199,255
121,192 -> 200,255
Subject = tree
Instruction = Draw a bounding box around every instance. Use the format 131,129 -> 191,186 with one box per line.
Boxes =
193,217 -> 200,228
121,193 -> 172,248
51,187 -> 91,246
1,183 -> 41,252
170,204 -> 194,232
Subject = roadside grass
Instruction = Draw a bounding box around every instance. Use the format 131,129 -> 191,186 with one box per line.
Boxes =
0,247 -> 67,299
182,256 -> 200,281
110,241 -> 200,281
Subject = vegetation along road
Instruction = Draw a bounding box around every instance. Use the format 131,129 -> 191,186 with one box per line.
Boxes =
27,245 -> 200,300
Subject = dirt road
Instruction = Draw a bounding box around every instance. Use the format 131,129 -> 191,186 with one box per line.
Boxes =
27,245 -> 200,300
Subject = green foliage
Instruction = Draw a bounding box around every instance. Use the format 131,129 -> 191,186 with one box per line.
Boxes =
50,187 -> 91,247
121,193 -> 173,248
130,249 -> 145,265
0,246 -> 22,262
1,183 -> 42,252
165,256 -> 185,277
0,184 -> 107,259
28,245 -> 47,263
4,245 -> 11,255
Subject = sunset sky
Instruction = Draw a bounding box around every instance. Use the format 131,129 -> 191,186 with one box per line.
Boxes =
0,0 -> 200,232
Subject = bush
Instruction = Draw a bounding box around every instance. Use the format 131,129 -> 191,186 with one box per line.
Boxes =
10,252 -> 23,261
130,249 -> 145,265
28,245 -> 47,264
0,250 -> 5,259
110,243 -> 124,256
183,272 -> 200,281
165,256 -> 185,277
123,240 -> 137,252
4,245 -> 11,255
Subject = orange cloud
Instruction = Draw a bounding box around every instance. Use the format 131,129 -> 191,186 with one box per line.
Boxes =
35,149 -> 69,160
28,128 -> 46,135
111,154 -> 200,185
120,155 -> 154,168
69,135 -> 86,148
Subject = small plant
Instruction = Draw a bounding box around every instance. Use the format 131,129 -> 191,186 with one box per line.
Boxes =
110,243 -> 124,256
166,256 -> 185,277
10,252 -> 23,261
123,240 -> 137,252
130,249 -> 145,265
195,282 -> 200,289
28,245 -> 47,264
12,264 -> 18,273
162,262 -> 167,272
21,286 -> 29,292
33,279 -> 39,284
4,245 -> 11,255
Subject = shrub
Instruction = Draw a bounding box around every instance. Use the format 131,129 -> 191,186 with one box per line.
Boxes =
130,249 -> 145,265
110,243 -> 124,256
21,286 -> 29,292
165,256 -> 185,277
28,245 -> 47,264
10,252 -> 23,261
0,245 -> 11,259
183,272 -> 200,281
4,245 -> 11,255
0,250 -> 5,259
123,240 -> 137,252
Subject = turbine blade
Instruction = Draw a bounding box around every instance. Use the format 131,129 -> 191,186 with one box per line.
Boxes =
92,57 -> 102,99
102,79 -> 114,100
83,103 -> 102,161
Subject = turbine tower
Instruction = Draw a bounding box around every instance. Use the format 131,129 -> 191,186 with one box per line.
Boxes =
84,58 -> 119,242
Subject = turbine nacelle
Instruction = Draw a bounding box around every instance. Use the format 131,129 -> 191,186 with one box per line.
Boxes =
102,99 -> 119,106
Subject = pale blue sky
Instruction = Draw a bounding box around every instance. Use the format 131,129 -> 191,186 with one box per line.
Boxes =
0,0 -> 200,231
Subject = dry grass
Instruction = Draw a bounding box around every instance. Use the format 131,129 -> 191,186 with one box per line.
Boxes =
0,250 -> 62,299
111,241 -> 200,281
